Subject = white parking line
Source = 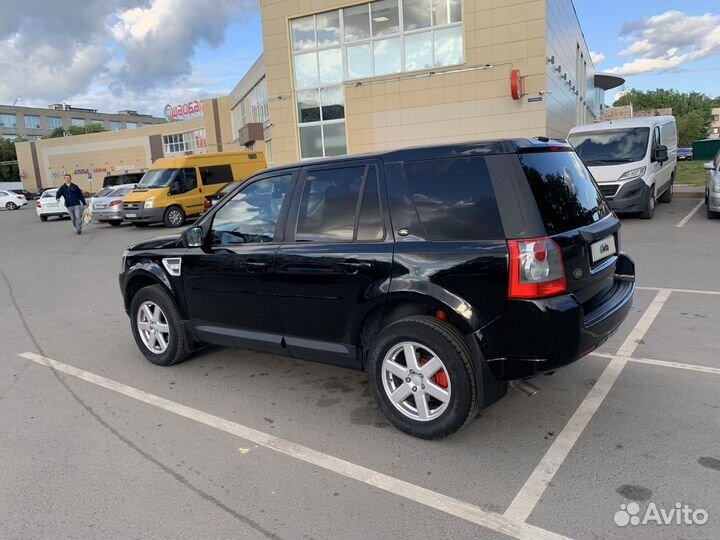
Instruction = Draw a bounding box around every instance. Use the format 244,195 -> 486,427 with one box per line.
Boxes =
17,351 -> 570,540
592,352 -> 720,376
676,199 -> 704,228
638,286 -> 720,296
503,288 -> 672,523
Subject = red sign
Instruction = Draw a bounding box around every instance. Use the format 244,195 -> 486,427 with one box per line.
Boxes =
510,69 -> 525,100
164,101 -> 204,122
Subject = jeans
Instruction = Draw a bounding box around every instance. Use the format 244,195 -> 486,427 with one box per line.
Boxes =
67,204 -> 84,233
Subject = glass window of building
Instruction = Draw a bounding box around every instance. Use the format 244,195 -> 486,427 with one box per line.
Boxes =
291,0 -> 463,159
1,134 -> 18,141
47,117 -> 62,129
24,115 -> 41,129
162,129 -> 207,155
126,122 -> 137,129
71,118 -> 85,127
110,121 -> 122,131
0,114 -> 17,128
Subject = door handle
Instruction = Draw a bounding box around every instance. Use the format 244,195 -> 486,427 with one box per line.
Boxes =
242,261 -> 269,272
340,260 -> 371,274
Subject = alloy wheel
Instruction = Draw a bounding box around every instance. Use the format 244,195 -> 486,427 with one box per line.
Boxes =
381,341 -> 451,422
6,202 -> 17,210
136,301 -> 171,354
168,209 -> 183,226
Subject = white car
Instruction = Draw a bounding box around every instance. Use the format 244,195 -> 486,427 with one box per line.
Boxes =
35,188 -> 69,222
0,189 -> 27,210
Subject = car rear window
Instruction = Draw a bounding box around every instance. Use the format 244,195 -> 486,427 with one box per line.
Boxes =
403,156 -> 503,241
519,151 -> 610,235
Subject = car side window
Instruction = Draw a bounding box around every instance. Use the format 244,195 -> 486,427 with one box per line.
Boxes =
0,191 -> 7,197
211,175 -> 291,245
173,168 -> 198,194
200,165 -> 234,185
356,167 -> 384,242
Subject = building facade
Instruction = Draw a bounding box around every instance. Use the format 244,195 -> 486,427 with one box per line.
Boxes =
0,103 -> 165,142
16,98 -> 233,192
258,0 -> 624,165
711,107 -> 720,139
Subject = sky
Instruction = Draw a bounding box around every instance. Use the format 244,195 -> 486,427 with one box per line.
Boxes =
0,0 -> 718,117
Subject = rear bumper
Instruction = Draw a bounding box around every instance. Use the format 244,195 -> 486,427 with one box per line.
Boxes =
479,253 -> 635,381
605,178 -> 650,213
93,208 -> 123,221
123,207 -> 165,223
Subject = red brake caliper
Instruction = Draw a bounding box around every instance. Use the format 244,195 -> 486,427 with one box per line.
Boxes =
419,358 -> 449,389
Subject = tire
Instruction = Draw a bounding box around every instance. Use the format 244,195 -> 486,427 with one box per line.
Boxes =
708,205 -> 720,219
40,215 -> 48,222
658,175 -> 674,203
6,202 -> 17,210
639,186 -> 655,219
367,315 -> 479,439
109,220 -> 122,226
130,284 -> 191,366
164,206 -> 185,228
133,222 -> 149,228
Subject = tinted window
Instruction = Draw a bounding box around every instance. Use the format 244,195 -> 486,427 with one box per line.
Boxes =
519,151 -> 610,236
212,175 -> 291,245
356,167 -> 384,242
403,157 -> 503,241
174,168 -> 197,193
296,167 -> 364,242
201,165 -> 234,186
568,128 -> 650,165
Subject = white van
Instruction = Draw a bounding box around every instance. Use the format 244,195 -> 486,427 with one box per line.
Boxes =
568,116 -> 677,219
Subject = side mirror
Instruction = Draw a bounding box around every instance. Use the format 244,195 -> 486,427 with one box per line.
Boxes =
653,145 -> 668,163
183,226 -> 204,248
704,162 -> 715,170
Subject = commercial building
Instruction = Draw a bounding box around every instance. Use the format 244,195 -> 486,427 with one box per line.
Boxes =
0,103 -> 165,141
710,107 -> 720,139
16,98 -> 234,192
18,0 -> 623,186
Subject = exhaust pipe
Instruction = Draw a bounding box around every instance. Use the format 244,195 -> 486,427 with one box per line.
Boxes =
510,379 -> 540,397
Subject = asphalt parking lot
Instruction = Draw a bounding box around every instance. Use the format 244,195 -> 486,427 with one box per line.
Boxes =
1,196 -> 719,540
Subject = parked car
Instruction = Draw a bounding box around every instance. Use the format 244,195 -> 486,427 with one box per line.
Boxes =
122,151 -> 267,228
119,139 -> 635,439
0,189 -> 27,210
10,188 -> 34,200
33,187 -> 52,200
705,150 -> 720,219
677,147 -> 693,161
103,172 -> 145,189
36,188 -> 68,221
91,184 -> 137,226
569,116 -> 678,219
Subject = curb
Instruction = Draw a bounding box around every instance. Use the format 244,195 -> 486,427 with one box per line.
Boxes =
674,186 -> 704,198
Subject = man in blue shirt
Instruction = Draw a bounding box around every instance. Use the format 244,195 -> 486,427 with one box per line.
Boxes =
56,174 -> 87,235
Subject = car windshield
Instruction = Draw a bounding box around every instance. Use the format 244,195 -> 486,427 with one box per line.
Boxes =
109,186 -> 134,197
568,128 -> 650,165
95,188 -> 113,197
137,169 -> 178,188
42,190 -> 56,198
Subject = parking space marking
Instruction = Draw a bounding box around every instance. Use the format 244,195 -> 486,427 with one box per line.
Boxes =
638,286 -> 720,296
676,199 -> 705,228
503,289 -> 671,523
592,352 -> 720,376
17,351 -> 570,540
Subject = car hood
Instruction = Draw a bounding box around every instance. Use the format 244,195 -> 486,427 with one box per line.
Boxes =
127,234 -> 182,251
123,187 -> 166,203
586,162 -> 645,184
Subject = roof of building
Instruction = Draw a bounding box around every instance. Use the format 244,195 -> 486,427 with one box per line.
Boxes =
594,73 -> 625,91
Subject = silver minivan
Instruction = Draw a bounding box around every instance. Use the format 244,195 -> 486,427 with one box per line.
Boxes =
569,116 -> 678,219
705,151 -> 720,219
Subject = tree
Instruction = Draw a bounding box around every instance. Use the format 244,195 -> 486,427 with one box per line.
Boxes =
47,122 -> 108,138
0,138 -> 20,182
614,89 -> 712,145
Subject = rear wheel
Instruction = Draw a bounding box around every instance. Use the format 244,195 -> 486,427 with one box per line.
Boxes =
164,206 -> 185,228
40,215 -> 47,222
6,202 -> 17,210
367,315 -> 478,439
658,175 -> 674,203
708,205 -> 720,219
639,186 -> 655,219
130,285 -> 191,366
109,220 -> 122,226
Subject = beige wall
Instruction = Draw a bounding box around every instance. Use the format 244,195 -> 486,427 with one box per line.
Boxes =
545,0 -> 598,137
262,0 -> 550,164
16,97 -> 234,192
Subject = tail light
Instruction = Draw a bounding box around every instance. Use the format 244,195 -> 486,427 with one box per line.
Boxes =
508,237 -> 567,299
203,198 -> 212,210
109,200 -> 122,207
36,201 -> 41,208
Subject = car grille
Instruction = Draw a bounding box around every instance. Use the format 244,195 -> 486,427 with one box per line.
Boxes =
123,202 -> 141,211
599,184 -> 619,198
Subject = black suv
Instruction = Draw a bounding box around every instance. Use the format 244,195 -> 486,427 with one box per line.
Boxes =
119,139 -> 635,439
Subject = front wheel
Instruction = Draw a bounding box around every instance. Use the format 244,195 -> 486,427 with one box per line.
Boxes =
708,205 -> 720,219
6,202 -> 17,210
130,285 -> 191,366
164,206 -> 185,228
367,315 -> 479,439
40,215 -> 48,222
639,186 -> 655,219
108,220 -> 122,226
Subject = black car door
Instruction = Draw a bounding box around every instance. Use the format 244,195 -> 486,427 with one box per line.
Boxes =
182,171 -> 296,354
275,160 -> 393,368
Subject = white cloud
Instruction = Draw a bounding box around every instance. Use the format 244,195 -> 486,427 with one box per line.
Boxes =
0,0 -> 257,114
590,51 -> 606,66
608,10 -> 720,76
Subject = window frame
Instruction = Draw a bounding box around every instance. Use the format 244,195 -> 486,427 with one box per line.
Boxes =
284,159 -> 389,244
205,170 -> 300,248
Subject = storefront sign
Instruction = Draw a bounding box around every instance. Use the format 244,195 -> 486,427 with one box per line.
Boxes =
164,100 -> 204,122
93,168 -> 107,173
74,168 -> 89,175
